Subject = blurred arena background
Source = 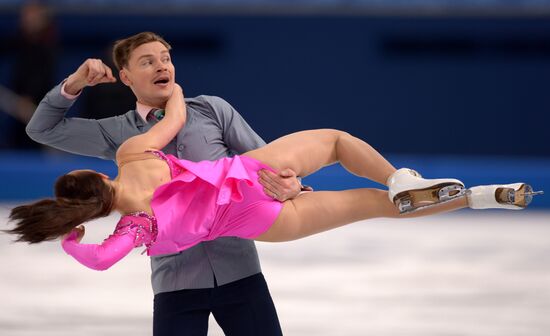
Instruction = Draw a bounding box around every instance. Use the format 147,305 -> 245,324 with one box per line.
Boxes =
0,0 -> 549,335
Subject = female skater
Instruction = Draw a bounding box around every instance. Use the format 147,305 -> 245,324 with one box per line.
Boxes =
7,85 -> 538,270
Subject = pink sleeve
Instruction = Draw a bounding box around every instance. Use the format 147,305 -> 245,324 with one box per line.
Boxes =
60,79 -> 82,99
61,215 -> 155,271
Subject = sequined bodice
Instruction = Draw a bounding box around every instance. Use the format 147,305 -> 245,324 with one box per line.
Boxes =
113,211 -> 158,250
145,150 -> 183,178
114,150 -> 186,248
117,150 -> 183,179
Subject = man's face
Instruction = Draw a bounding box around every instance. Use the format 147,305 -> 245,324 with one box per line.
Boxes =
120,41 -> 175,107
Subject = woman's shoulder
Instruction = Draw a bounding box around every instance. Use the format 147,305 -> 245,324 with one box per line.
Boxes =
114,212 -> 158,248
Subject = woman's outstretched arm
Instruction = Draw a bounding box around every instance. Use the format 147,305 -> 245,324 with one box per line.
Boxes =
62,228 -> 136,271
61,215 -> 154,270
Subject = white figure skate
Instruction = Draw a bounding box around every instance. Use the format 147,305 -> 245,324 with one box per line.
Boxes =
468,183 -> 543,210
387,168 -> 467,214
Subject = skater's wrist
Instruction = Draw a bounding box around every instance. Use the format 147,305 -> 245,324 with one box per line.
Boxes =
300,184 -> 313,192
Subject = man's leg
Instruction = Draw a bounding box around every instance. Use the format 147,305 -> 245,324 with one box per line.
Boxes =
153,288 -> 211,336
211,273 -> 283,336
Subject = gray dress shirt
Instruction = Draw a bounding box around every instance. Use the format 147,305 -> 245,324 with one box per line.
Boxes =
27,83 -> 267,294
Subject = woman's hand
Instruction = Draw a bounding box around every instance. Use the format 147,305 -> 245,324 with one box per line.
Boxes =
63,225 -> 85,243
173,83 -> 183,96
165,83 -> 185,114
115,83 -> 186,156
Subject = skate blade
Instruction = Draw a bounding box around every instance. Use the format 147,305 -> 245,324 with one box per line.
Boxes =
393,183 -> 467,214
496,184 -> 544,208
397,191 -> 470,215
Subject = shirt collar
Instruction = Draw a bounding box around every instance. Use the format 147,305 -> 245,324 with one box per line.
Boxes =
135,101 -> 157,122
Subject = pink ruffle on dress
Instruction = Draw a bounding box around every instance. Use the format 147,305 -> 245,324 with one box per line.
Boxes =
62,151 -> 283,270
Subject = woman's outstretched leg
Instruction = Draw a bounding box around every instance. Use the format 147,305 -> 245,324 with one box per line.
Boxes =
245,128 -> 466,214
244,129 -> 396,185
255,189 -> 469,242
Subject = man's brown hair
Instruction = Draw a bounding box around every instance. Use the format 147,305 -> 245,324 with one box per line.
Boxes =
112,32 -> 172,70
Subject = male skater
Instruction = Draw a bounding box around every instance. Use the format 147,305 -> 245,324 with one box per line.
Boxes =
27,31 -> 305,335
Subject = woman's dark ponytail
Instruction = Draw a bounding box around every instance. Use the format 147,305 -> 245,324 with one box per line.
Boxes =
6,171 -> 115,243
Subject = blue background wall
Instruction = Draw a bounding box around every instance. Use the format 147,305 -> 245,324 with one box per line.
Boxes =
0,11 -> 548,206
2,14 -> 549,154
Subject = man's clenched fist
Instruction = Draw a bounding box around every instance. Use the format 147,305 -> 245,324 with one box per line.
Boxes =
64,58 -> 117,95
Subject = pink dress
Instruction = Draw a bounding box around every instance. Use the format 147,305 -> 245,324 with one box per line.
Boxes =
62,151 -> 283,270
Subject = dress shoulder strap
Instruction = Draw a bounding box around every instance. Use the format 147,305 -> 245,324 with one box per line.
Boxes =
117,152 -> 163,168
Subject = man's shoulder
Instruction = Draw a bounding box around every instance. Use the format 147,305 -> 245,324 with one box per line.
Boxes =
187,95 -> 228,109
186,95 -> 233,121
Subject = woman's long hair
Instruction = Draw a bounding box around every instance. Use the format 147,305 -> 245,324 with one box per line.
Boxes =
6,171 -> 115,243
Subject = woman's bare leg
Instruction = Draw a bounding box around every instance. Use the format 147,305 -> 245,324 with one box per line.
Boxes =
244,129 -> 396,185
255,189 -> 469,242
246,128 -> 467,242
